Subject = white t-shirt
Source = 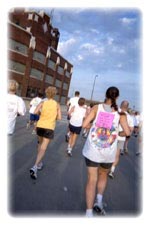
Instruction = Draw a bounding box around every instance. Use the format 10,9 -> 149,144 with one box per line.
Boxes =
118,111 -> 134,141
29,97 -> 42,114
68,96 -> 79,111
70,105 -> 86,127
7,93 -> 26,134
82,104 -> 120,163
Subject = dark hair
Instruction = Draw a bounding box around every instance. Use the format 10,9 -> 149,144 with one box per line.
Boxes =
38,92 -> 43,98
75,91 -> 80,96
105,86 -> 119,111
78,97 -> 85,106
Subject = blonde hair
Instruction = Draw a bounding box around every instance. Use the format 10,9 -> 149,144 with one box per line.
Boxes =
8,79 -> 19,93
45,86 -> 57,99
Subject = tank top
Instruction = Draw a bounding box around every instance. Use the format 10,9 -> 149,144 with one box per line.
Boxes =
82,104 -> 120,163
70,105 -> 86,127
36,99 -> 58,130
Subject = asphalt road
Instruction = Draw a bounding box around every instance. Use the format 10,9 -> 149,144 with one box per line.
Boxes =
8,107 -> 142,217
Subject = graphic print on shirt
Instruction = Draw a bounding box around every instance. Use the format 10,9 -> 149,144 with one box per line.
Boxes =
91,111 -> 117,149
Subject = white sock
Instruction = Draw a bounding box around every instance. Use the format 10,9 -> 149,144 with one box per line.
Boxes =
67,146 -> 72,152
33,165 -> 37,171
86,209 -> 93,217
111,165 -> 115,173
97,193 -> 103,205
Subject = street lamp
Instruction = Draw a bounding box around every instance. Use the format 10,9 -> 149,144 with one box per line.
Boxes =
90,75 -> 98,101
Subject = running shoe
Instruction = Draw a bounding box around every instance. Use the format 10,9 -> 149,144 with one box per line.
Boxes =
30,167 -> 37,179
67,149 -> 72,157
83,133 -> 88,138
37,162 -> 43,170
120,149 -> 124,155
108,171 -> 114,179
93,202 -> 106,215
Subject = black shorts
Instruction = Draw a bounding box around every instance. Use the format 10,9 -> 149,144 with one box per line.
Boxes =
69,123 -> 82,135
36,127 -> 54,139
85,157 -> 112,169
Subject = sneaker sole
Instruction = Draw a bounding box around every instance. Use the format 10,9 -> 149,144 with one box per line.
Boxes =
108,174 -> 114,179
67,152 -> 72,157
93,206 -> 106,215
30,169 -> 37,179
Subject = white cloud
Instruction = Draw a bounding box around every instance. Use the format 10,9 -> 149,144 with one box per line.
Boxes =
77,54 -> 83,61
107,37 -> 114,45
57,38 -> 76,55
80,43 -> 104,55
120,17 -> 136,25
90,28 -> 100,34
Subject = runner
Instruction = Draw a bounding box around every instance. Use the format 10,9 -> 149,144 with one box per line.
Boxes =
82,87 -> 131,217
65,91 -> 80,142
108,100 -> 134,179
67,97 -> 86,156
29,86 -> 61,179
7,79 -> 26,135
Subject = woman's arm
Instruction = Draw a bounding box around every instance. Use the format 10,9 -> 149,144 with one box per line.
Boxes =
119,114 -> 131,137
68,106 -> 75,117
34,102 -> 43,115
57,103 -> 62,120
82,105 -> 98,129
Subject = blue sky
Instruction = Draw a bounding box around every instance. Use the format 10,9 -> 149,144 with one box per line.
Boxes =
43,8 -> 142,110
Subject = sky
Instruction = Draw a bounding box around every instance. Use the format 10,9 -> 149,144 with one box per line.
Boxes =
42,8 -> 142,111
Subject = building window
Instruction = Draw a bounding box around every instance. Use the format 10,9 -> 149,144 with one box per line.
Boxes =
30,68 -> 43,80
60,96 -> 67,104
8,39 -> 28,55
45,74 -> 53,84
65,71 -> 71,78
15,20 -> 20,26
33,51 -> 45,64
54,95 -> 59,101
55,79 -> 61,88
63,82 -> 68,90
48,59 -> 56,70
26,87 -> 39,98
8,60 -> 26,74
57,66 -> 64,75
16,83 -> 22,96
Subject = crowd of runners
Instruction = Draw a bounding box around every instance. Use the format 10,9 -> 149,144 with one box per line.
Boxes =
7,79 -> 142,217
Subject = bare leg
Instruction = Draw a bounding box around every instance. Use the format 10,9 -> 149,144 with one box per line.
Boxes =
86,167 -> 98,209
111,148 -> 120,169
97,167 -> 109,195
34,137 -> 50,166
69,133 -> 78,149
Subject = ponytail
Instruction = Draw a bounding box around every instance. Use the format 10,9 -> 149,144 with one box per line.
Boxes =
105,86 -> 119,112
111,97 -> 118,111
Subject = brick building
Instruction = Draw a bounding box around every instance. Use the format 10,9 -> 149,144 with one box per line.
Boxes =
8,8 -> 73,104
